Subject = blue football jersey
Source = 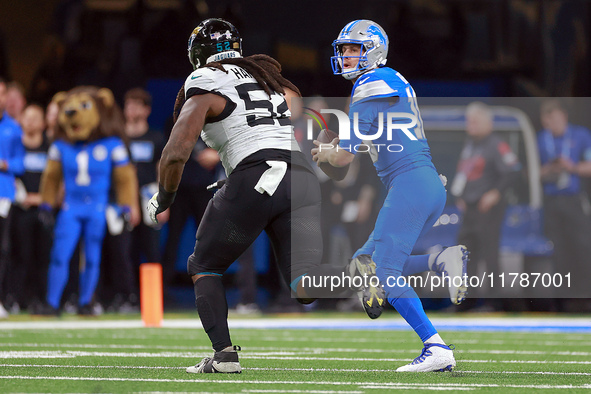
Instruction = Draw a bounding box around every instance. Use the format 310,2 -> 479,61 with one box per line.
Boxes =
47,136 -> 129,206
0,113 -> 25,200
538,124 -> 591,195
338,67 -> 434,186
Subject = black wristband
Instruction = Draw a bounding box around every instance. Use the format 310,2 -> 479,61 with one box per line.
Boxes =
156,183 -> 177,212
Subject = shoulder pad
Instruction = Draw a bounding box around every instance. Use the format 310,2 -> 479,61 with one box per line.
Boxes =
351,68 -> 410,105
184,67 -> 224,96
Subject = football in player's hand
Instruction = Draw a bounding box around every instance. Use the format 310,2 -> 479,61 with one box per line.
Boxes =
315,129 -> 349,181
317,128 -> 339,143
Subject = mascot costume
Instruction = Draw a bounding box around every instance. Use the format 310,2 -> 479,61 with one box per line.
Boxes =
39,86 -> 138,315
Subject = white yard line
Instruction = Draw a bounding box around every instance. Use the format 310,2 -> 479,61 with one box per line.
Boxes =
1,343 -> 591,357
2,364 -> 591,376
0,375 -> 590,390
241,391 -> 364,394
1,351 -> 591,365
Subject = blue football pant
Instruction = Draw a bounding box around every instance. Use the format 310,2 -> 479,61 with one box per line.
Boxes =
363,166 -> 446,341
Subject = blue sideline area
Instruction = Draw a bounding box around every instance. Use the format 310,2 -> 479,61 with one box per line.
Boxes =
2,317 -> 590,333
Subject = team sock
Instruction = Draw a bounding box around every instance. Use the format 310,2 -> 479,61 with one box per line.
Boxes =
194,276 -> 232,352
424,333 -> 445,345
389,289 -> 437,342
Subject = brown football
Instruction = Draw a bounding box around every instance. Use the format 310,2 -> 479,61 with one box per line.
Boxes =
317,128 -> 339,143
315,129 -> 349,181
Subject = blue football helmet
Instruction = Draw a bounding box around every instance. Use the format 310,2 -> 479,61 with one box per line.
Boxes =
331,20 -> 389,80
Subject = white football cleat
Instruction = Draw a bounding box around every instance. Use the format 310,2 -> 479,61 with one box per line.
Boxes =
187,346 -> 242,374
396,343 -> 456,372
432,245 -> 468,305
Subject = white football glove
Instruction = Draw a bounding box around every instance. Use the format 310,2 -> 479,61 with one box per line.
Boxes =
147,192 -> 161,224
147,184 -> 177,224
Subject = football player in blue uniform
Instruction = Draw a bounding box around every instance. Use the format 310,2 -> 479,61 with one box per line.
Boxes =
313,20 -> 468,372
39,87 -> 138,315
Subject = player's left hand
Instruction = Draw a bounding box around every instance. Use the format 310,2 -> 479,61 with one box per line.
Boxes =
311,138 -> 339,165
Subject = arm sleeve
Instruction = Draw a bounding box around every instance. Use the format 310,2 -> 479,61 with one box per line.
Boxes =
537,132 -> 550,165
5,132 -> 25,176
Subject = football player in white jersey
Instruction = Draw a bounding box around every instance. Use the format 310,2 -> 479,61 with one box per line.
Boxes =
147,18 -> 376,374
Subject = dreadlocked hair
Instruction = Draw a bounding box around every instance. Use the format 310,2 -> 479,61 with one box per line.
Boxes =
173,85 -> 186,124
206,54 -> 301,98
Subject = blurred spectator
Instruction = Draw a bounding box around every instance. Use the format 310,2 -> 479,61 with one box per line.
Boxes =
6,82 -> 26,121
45,95 -> 60,141
100,200 -> 136,312
124,87 -> 165,305
450,102 -> 521,311
537,99 -> 591,306
99,88 -> 163,313
7,104 -> 51,312
0,77 -> 25,318
161,137 -> 221,295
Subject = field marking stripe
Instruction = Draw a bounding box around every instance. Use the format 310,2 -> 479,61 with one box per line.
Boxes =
0,364 -> 184,369
1,318 -> 591,332
3,351 -> 591,365
242,391 -> 364,393
2,363 -> 591,376
1,375 -> 590,389
2,343 -> 591,357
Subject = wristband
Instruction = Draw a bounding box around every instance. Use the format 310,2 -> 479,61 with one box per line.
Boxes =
156,183 -> 176,211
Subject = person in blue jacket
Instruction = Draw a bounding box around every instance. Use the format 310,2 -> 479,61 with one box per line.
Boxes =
537,99 -> 591,305
0,77 -> 24,318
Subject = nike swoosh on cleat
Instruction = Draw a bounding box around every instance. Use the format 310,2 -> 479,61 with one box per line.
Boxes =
191,75 -> 202,80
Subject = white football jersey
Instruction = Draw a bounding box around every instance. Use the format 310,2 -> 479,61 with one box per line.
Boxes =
183,64 -> 298,175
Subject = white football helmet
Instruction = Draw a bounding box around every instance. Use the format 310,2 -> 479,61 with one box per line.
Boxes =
331,20 -> 389,80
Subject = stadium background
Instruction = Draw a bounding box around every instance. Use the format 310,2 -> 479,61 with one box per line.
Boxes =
1,0 -> 591,310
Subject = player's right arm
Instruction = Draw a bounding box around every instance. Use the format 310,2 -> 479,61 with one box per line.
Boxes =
148,92 -> 227,223
159,93 -> 226,193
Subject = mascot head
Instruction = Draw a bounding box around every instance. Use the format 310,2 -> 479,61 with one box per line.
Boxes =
53,86 -> 125,142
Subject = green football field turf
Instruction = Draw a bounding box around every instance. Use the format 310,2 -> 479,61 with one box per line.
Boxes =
1,313 -> 590,393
